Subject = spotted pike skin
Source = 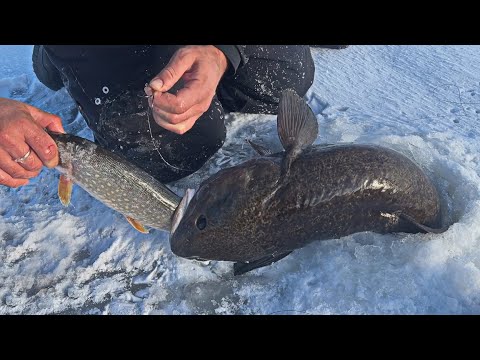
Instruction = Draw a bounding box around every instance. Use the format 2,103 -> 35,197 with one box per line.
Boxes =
50,132 -> 181,232
170,144 -> 442,262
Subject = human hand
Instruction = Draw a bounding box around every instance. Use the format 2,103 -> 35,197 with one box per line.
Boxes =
145,45 -> 228,135
0,98 -> 64,187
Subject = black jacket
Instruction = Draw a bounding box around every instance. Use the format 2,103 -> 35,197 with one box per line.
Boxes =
33,45 -> 245,143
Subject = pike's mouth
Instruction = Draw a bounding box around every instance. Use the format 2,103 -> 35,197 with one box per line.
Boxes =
170,188 -> 196,235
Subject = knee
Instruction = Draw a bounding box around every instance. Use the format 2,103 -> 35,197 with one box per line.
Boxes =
32,45 -> 64,91
248,45 -> 315,98
261,46 -> 316,113
225,46 -> 316,114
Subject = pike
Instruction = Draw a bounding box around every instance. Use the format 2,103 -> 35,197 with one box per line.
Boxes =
170,90 -> 445,275
49,131 -> 181,233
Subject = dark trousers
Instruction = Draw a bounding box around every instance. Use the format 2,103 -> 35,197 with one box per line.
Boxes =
35,45 -> 315,183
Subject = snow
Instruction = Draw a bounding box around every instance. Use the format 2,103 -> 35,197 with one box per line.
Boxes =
1,45 -> 480,314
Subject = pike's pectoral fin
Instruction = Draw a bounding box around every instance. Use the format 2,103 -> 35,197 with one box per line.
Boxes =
125,216 -> 149,234
398,212 -> 448,234
58,174 -> 73,206
245,139 -> 274,156
233,251 -> 292,276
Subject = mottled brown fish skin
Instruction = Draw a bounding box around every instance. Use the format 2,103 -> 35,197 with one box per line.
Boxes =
49,132 -> 181,232
170,144 -> 441,262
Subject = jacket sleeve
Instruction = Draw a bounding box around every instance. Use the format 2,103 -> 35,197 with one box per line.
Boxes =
32,45 -> 64,91
214,45 -> 248,76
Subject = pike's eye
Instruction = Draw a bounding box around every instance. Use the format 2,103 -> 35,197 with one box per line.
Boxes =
196,215 -> 207,230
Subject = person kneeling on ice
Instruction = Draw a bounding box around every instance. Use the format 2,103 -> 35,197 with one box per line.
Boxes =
0,45 -> 347,188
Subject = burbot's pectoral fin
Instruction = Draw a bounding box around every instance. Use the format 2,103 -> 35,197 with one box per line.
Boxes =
245,139 -> 274,156
233,251 -> 292,276
398,212 -> 448,234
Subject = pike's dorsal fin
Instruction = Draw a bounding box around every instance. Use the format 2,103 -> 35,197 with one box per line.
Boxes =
125,216 -> 149,234
277,90 -> 319,178
58,174 -> 73,206
245,139 -> 274,156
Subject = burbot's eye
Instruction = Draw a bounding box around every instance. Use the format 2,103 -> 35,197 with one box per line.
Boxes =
196,215 -> 207,230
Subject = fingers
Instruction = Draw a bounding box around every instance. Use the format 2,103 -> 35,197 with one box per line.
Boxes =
25,106 -> 62,167
0,98 -> 62,188
29,106 -> 65,133
146,45 -> 225,135
5,143 -> 43,172
150,81 -> 208,115
152,115 -> 199,135
148,93 -> 213,135
149,48 -> 195,93
150,87 -> 213,135
149,88 -> 200,115
1,122 -> 59,169
151,105 -> 203,135
23,124 -> 59,168
0,148 -> 39,183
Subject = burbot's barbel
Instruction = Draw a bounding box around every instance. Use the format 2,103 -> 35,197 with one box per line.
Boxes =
49,132 -> 181,233
170,90 -> 445,275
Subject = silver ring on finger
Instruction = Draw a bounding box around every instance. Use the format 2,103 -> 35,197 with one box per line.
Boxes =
14,148 -> 31,164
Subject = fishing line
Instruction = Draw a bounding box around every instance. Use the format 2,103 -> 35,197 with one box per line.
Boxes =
139,91 -> 194,173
